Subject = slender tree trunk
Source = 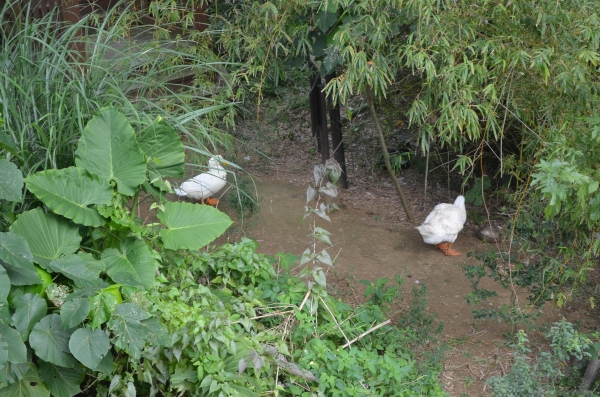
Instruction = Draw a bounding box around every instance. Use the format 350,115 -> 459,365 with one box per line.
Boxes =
424,142 -> 430,201
579,359 -> 599,392
308,64 -> 321,153
317,83 -> 330,164
366,87 -> 414,223
192,1 -> 209,32
325,72 -> 348,189
61,0 -> 86,62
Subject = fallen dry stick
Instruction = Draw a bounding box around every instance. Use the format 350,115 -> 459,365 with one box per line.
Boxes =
341,319 -> 391,349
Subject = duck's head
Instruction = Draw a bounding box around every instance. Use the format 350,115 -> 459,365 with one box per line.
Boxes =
454,195 -> 466,210
209,155 -> 229,168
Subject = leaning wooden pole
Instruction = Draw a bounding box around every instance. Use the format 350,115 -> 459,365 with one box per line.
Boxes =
366,87 -> 414,223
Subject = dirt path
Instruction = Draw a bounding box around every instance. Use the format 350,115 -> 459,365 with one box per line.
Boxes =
163,90 -> 577,395
158,158 -> 574,396
214,174 -> 567,396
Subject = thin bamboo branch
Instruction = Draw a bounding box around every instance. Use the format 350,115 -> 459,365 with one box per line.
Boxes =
232,310 -> 295,324
341,319 -> 391,349
298,289 -> 311,311
366,86 -> 414,223
319,296 -> 350,344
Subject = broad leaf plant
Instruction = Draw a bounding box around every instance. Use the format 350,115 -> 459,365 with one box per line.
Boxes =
0,108 -> 232,396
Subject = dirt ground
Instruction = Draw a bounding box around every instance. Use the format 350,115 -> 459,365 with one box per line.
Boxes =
213,170 -> 568,397
156,93 -> 596,396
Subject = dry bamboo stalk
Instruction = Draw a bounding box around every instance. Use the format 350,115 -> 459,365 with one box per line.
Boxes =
341,319 -> 391,349
298,289 -> 312,310
319,296 -> 350,344
232,310 -> 295,324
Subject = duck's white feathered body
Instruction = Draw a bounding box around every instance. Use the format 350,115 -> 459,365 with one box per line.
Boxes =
174,156 -> 227,202
416,196 -> 466,245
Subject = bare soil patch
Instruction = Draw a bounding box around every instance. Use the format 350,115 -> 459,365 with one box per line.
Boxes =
140,92 -> 594,396
212,95 -> 582,396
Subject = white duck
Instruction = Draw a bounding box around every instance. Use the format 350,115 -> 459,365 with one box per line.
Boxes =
174,156 -> 228,205
415,195 -> 466,256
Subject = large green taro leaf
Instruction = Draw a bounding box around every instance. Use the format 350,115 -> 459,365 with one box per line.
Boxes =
138,116 -> 185,178
60,298 -> 90,329
0,266 -> 10,303
158,202 -> 232,250
48,254 -> 102,288
10,209 -> 81,271
25,167 -> 113,227
0,232 -> 38,286
0,364 -> 50,397
39,361 -> 82,397
0,325 -> 27,364
75,108 -> 147,196
11,293 -> 47,341
29,314 -> 77,368
0,159 -> 23,202
102,238 -> 157,288
69,327 -> 109,370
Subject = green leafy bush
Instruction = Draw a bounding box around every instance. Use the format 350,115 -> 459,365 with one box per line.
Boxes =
463,251 -> 555,330
488,321 -> 593,397
0,109 -> 232,395
102,159 -> 448,396
140,238 -> 447,396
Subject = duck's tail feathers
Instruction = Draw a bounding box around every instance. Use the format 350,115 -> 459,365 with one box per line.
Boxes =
415,224 -> 436,239
174,188 -> 187,197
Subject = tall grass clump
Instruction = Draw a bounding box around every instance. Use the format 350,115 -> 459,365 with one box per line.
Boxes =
0,1 -> 234,212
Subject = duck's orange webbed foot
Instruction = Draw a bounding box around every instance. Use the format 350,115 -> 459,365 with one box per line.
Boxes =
435,242 -> 461,256
204,197 -> 219,206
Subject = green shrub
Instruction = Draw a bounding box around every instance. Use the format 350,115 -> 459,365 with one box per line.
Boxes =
0,109 -> 232,396
143,239 -> 448,396
488,320 -> 593,397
